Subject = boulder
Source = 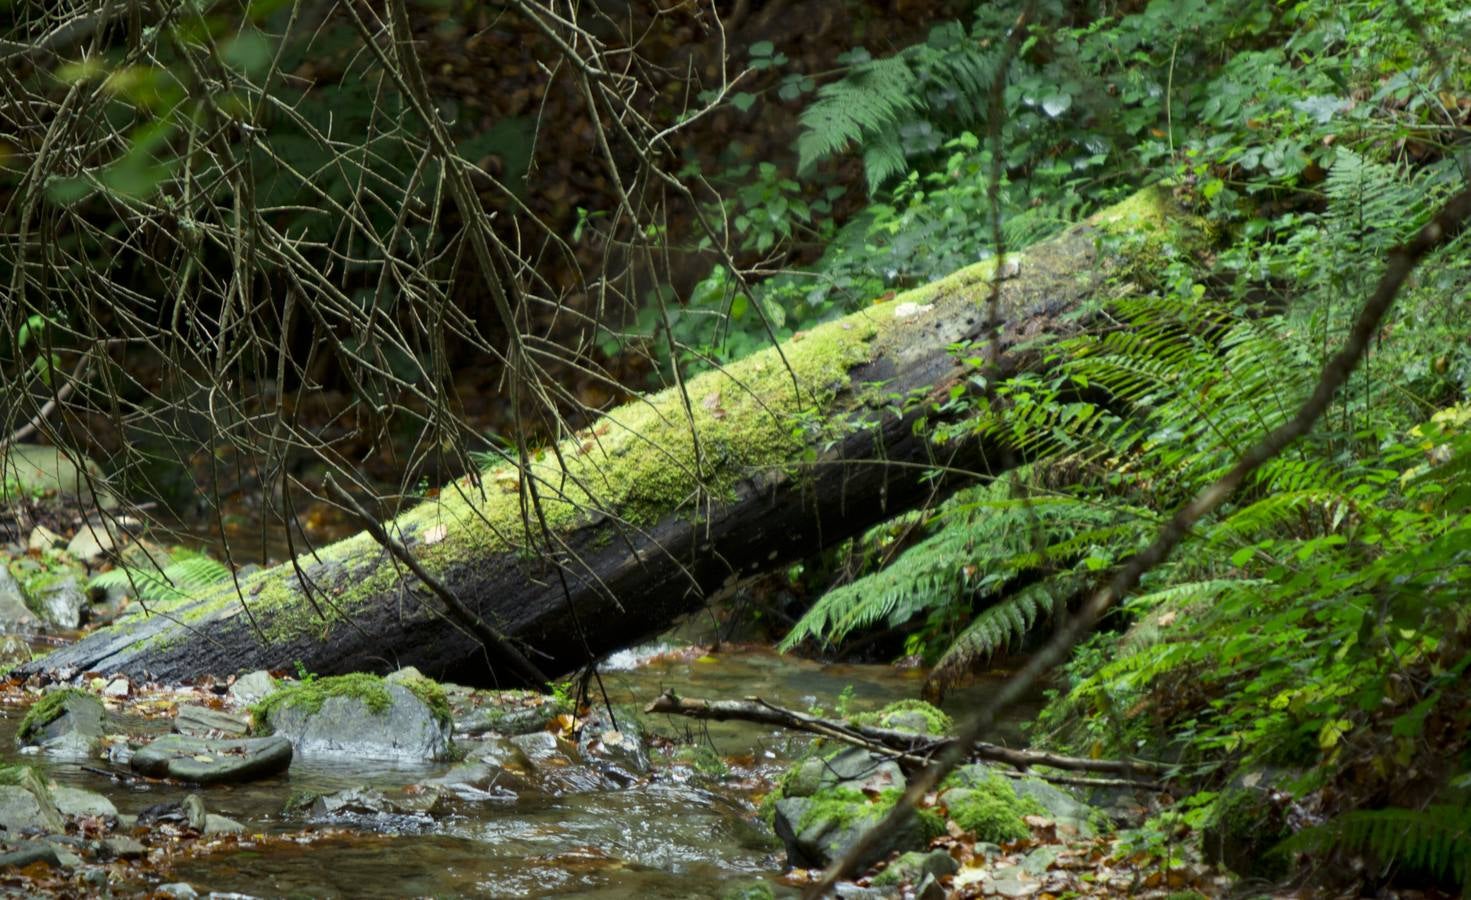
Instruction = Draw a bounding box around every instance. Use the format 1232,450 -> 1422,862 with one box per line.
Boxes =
130,734 -> 293,784
0,766 -> 65,835
1,445 -> 116,507
263,679 -> 452,762
772,787 -> 936,870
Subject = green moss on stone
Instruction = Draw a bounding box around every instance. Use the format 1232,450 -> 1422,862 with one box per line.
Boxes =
940,771 -> 1040,844
394,673 -> 452,728
252,673 -> 393,727
18,688 -> 90,741
852,699 -> 952,736
130,188 -> 1193,651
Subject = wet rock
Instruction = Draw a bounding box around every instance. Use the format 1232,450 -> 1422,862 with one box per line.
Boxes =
833,884 -> 888,899
19,690 -> 105,756
914,873 -> 946,900
0,841 -> 61,869
577,708 -> 649,777
227,670 -> 276,707
0,766 -> 66,835
130,734 -> 293,784
425,755 -> 527,801
173,704 -> 250,738
0,568 -> 40,633
872,849 -> 959,887
157,882 -> 199,899
32,575 -> 88,630
101,676 -> 130,698
306,787 -> 442,818
51,785 -> 117,819
453,688 -> 567,736
264,680 -> 452,762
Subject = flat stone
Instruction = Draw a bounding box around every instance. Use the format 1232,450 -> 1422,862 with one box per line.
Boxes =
50,786 -> 117,819
100,835 -> 146,859
130,734 -> 292,784
173,704 -> 250,738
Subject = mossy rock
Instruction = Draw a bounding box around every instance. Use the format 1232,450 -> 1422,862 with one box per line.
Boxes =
256,673 -> 453,761
938,765 -> 1043,844
871,848 -> 959,887
851,699 -> 952,736
774,785 -> 944,869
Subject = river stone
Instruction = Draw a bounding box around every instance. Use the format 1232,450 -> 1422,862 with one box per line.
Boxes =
1011,778 -> 1096,837
453,689 -> 565,736
182,794 -> 207,831
266,683 -> 452,761
772,794 -> 930,870
33,575 -> 87,630
204,814 -> 244,835
0,568 -> 40,633
157,883 -> 199,899
227,670 -> 277,707
873,849 -> 960,887
62,517 -> 134,563
308,787 -> 441,818
0,767 -> 65,835
173,704 -> 250,738
1,444 -> 116,507
23,691 -> 105,756
578,708 -> 649,776
50,785 -> 117,819
100,835 -> 146,859
130,734 -> 293,784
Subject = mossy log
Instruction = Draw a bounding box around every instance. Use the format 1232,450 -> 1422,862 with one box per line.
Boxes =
23,187 -> 1200,686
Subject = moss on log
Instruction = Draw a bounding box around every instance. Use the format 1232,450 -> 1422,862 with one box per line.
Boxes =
23,186 -> 1200,685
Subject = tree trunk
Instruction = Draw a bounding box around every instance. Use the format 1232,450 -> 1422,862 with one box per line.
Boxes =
24,188 -> 1195,686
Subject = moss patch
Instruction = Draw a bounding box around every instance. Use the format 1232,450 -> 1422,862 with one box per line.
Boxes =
131,187 -> 1194,649
252,673 -> 393,728
852,699 -> 952,736
18,688 -> 90,741
940,770 -> 1042,844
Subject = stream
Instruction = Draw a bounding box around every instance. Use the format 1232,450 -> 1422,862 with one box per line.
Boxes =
3,644 -> 1040,898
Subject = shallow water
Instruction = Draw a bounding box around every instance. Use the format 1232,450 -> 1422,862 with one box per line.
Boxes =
3,646 -> 1040,898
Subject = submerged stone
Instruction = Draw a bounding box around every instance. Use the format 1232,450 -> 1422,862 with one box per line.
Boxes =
130,734 -> 292,784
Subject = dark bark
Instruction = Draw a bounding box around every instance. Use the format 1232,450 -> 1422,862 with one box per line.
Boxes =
22,188 -> 1192,686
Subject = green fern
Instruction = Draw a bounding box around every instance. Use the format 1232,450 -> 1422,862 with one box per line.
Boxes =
1283,804 -> 1471,890
89,550 -> 231,604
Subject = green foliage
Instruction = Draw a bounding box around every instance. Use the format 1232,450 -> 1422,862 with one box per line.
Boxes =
1284,805 -> 1471,890
252,672 -> 394,727
88,549 -> 231,604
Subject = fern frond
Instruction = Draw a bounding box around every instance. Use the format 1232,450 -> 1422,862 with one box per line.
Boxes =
797,55 -> 923,174
1283,804 -> 1471,890
89,552 -> 231,604
927,574 -> 1084,690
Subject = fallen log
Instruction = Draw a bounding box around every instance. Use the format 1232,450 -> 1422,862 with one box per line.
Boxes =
22,188 -> 1199,685
643,690 -> 1166,784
